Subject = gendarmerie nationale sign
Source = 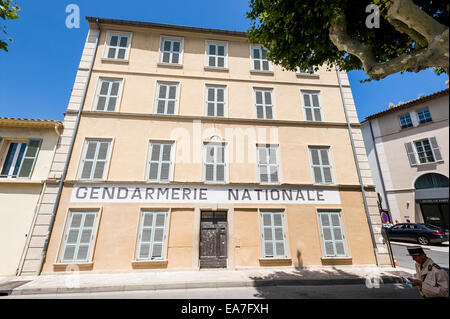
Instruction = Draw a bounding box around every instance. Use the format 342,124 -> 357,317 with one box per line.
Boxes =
71,184 -> 341,204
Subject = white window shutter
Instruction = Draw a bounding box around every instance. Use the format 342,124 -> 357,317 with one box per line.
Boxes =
18,138 -> 42,178
429,137 -> 443,162
404,142 -> 418,166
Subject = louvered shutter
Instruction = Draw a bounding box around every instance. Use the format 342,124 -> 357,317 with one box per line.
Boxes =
18,139 -> 42,178
404,142 -> 418,166
160,144 -> 172,181
319,212 -> 346,257
62,211 -> 97,262
138,211 -> 167,260
261,212 -> 286,258
429,137 -> 443,162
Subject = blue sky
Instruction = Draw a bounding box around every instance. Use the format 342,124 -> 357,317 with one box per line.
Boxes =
0,0 -> 448,122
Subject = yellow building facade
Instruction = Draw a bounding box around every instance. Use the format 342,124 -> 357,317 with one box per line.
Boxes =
29,18 -> 392,274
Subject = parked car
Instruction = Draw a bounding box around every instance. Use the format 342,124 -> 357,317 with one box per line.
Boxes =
386,223 -> 449,245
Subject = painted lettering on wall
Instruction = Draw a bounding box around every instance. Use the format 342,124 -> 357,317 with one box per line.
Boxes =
71,184 -> 341,204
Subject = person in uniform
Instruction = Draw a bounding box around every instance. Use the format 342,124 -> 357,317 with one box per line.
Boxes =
407,246 -> 449,299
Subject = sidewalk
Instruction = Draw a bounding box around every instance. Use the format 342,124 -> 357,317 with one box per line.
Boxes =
0,266 -> 415,296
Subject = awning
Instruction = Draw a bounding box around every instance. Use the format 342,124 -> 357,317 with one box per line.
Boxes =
415,187 -> 449,203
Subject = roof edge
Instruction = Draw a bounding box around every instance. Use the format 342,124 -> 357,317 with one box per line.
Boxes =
365,88 -> 449,120
86,17 -> 248,37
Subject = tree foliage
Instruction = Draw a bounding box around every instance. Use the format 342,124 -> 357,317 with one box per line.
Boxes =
0,0 -> 20,52
247,0 -> 449,81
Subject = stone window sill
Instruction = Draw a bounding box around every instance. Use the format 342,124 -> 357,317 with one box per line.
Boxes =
204,66 -> 229,72
250,70 -> 274,75
296,73 -> 319,78
131,260 -> 168,269
259,258 -> 292,266
157,63 -> 183,69
53,262 -> 94,271
321,257 -> 352,266
101,58 -> 129,64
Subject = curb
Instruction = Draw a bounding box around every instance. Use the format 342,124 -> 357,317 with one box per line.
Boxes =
9,275 -> 404,296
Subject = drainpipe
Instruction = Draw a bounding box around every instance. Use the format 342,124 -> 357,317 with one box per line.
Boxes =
335,68 -> 379,266
368,119 -> 396,267
368,120 -> 391,213
37,20 -> 102,275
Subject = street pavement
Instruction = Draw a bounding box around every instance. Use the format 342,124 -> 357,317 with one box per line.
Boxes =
389,241 -> 449,271
0,265 -> 418,298
1,283 -> 422,299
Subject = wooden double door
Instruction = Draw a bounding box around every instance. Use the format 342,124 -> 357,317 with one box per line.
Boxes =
199,211 -> 227,268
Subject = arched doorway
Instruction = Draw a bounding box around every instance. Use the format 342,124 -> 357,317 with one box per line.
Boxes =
415,173 -> 449,229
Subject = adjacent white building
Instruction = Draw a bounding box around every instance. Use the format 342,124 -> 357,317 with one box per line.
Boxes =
361,88 -> 449,230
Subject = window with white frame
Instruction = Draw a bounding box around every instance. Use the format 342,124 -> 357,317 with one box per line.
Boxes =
204,143 -> 226,182
61,210 -> 98,263
148,142 -> 173,182
95,79 -> 122,112
297,66 -> 317,75
254,89 -> 274,119
79,140 -> 111,180
251,46 -> 271,71
257,145 -> 279,183
399,113 -> 413,129
260,211 -> 286,258
0,139 -> 42,179
302,91 -> 322,122
160,38 -> 183,64
309,147 -> 333,184
155,82 -> 178,115
206,42 -> 227,68
417,108 -> 432,124
205,85 -> 226,117
405,137 -> 443,166
106,33 -> 131,60
318,211 -> 347,257
136,210 -> 168,260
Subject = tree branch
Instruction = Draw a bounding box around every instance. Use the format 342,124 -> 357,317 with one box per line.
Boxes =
387,0 -> 447,44
329,3 -> 449,80
388,18 -> 428,47
329,13 -> 377,74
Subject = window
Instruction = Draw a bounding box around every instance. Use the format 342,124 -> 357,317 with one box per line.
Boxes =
95,79 -> 122,112
260,211 -> 286,258
254,89 -> 274,120
399,114 -> 413,129
309,147 -> 333,184
160,38 -> 183,64
204,143 -> 226,183
136,210 -> 168,260
417,108 -> 432,124
257,145 -> 279,183
405,137 -> 443,166
318,211 -> 346,257
205,85 -> 226,117
79,140 -> 111,180
251,46 -> 271,71
0,139 -> 41,179
415,173 -> 449,189
155,82 -> 179,115
297,66 -> 317,75
61,210 -> 98,263
415,139 -> 435,163
148,142 -> 173,182
302,91 -> 322,122
106,33 -> 131,60
206,42 -> 227,68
